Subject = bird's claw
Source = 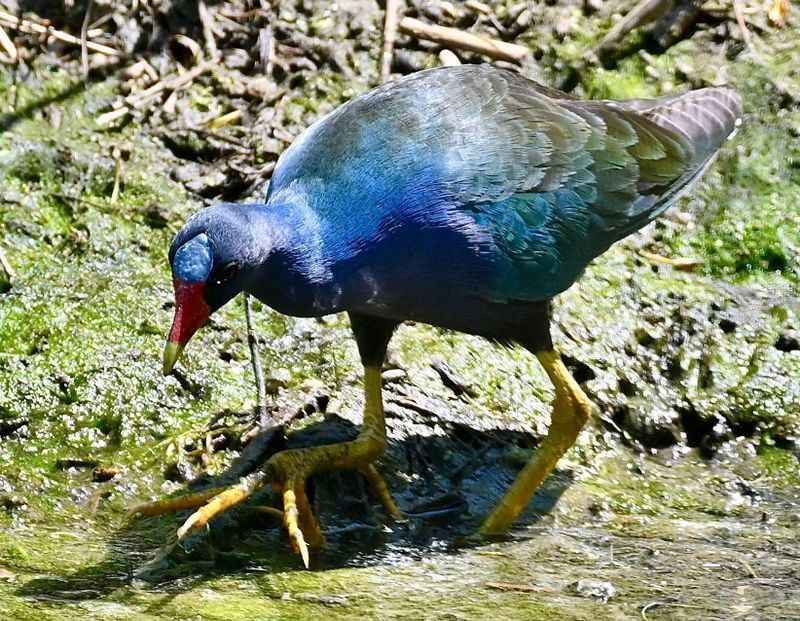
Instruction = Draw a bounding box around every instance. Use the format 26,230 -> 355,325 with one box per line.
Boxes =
282,484 -> 310,568
130,450 -> 399,567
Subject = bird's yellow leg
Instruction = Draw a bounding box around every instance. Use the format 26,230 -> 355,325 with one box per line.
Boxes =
480,349 -> 593,535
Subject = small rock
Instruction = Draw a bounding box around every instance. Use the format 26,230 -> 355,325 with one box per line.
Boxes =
223,48 -> 252,70
775,330 -> 800,352
381,368 -> 407,384
0,418 -> 28,439
164,459 -> 197,483
265,369 -> 291,394
616,404 -> 681,449
300,378 -> 326,393
185,169 -> 228,197
92,467 -> 119,482
142,203 -> 170,229
573,579 -> 616,602
1,495 -> 26,511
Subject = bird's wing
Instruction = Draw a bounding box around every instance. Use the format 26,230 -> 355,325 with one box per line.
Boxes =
268,66 -> 741,301
399,67 -> 742,300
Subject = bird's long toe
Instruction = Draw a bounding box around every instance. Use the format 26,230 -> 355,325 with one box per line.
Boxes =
128,486 -> 230,519
175,473 -> 269,540
360,464 -> 405,522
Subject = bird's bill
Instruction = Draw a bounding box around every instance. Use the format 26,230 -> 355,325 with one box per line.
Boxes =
162,340 -> 185,376
163,279 -> 210,375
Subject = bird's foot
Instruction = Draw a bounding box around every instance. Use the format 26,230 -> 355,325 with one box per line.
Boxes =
129,448 -> 402,567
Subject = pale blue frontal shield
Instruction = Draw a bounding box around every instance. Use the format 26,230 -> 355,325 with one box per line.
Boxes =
173,233 -> 213,283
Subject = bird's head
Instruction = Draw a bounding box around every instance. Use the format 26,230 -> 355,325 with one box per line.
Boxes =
163,204 -> 270,375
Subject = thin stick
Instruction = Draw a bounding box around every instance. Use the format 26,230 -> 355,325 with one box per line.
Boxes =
732,0 -> 762,61
111,148 -> 122,203
126,60 -> 211,108
207,109 -> 241,129
399,17 -> 528,63
596,0 -> 670,54
80,0 -> 94,78
96,106 -> 129,126
198,0 -> 219,61
639,250 -> 703,271
0,244 -> 13,280
244,293 -> 269,427
0,9 -> 120,56
0,24 -> 16,61
381,0 -> 401,82
98,61 -> 213,125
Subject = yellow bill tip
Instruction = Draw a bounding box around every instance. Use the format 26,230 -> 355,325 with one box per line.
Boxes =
163,340 -> 185,376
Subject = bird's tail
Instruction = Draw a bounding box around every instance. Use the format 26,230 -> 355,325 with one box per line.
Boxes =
619,87 -> 744,162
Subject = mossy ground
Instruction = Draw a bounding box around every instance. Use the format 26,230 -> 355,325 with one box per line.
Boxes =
1,4 -> 800,620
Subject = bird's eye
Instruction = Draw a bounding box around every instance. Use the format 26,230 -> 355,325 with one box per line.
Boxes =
214,262 -> 239,286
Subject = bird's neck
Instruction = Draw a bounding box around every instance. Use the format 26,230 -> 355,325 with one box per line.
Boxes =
242,202 -> 342,317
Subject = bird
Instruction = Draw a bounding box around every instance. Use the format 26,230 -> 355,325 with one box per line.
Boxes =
140,64 -> 742,567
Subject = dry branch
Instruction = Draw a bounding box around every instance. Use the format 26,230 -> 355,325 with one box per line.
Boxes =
0,244 -> 13,281
244,293 -> 269,427
399,17 -> 529,63
0,9 -> 120,56
97,61 -> 213,125
198,0 -> 220,61
208,109 -> 242,129
80,0 -> 94,78
381,0 -> 401,82
596,0 -> 672,54
640,250 -> 703,271
0,24 -> 16,61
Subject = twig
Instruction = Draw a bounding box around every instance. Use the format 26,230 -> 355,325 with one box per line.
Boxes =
126,61 -> 212,108
438,49 -> 461,66
381,0 -> 401,82
465,0 -> 492,15
0,244 -> 13,281
198,0 -> 219,61
123,59 -> 158,82
641,601 -> 710,620
244,293 -> 269,427
399,17 -> 529,63
639,250 -> 703,271
596,0 -> 672,55
207,109 -> 241,129
0,24 -> 16,61
732,0 -> 764,61
486,582 -> 557,594
98,61 -> 213,125
80,0 -> 94,78
111,147 -> 122,203
96,106 -> 129,126
173,34 -> 202,65
0,9 -> 121,56
258,26 -> 275,75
